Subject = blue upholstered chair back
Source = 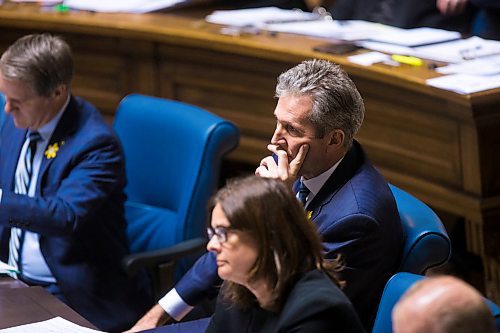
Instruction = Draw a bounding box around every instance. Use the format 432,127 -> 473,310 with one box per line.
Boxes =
389,184 -> 451,274
113,94 -> 239,264
0,93 -> 5,132
372,272 -> 500,333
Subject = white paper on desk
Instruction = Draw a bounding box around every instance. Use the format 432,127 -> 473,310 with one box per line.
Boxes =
63,0 -> 186,13
10,0 -> 61,4
347,52 -> 391,66
205,7 -> 317,27
0,316 -> 104,333
265,20 -> 397,41
414,36 -> 500,63
0,260 -> 18,274
437,54 -> 500,75
426,74 -> 500,94
357,41 -> 415,56
367,27 -> 460,47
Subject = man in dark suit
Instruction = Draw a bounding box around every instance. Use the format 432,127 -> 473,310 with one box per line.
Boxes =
127,59 -> 403,332
470,0 -> 500,40
325,0 -> 476,35
217,0 -> 308,10
0,34 -> 152,332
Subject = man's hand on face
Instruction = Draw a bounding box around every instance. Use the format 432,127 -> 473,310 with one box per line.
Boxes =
255,144 -> 309,188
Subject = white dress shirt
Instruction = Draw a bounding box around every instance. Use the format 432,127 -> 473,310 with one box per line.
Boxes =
0,95 -> 69,283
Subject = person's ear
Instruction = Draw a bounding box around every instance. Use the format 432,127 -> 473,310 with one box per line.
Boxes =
51,84 -> 67,99
328,129 -> 345,147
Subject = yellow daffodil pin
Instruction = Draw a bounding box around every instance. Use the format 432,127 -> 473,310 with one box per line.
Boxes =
307,211 -> 313,220
45,141 -> 64,159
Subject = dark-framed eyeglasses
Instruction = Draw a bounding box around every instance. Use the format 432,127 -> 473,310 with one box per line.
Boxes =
207,226 -> 231,243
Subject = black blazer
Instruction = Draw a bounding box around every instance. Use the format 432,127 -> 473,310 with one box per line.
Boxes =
206,270 -> 365,333
216,0 -> 308,10
330,0 -> 477,34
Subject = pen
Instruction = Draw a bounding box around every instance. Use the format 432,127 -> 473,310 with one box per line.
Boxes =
391,55 -> 423,67
54,4 -> 70,12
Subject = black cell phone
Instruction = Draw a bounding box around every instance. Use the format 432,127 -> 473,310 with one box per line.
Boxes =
313,42 -> 361,55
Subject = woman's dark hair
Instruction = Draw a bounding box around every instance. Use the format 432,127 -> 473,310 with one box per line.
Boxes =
211,175 -> 342,311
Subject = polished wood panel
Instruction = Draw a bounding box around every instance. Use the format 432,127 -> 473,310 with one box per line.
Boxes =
0,285 -> 96,329
0,277 -> 27,289
0,3 -> 499,301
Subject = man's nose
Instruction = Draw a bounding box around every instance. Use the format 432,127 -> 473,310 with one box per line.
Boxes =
271,124 -> 285,144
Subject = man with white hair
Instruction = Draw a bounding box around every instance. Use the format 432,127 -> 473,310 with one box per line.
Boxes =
392,276 -> 496,333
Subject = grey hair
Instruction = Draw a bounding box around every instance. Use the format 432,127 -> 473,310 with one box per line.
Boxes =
0,33 -> 73,96
275,59 -> 364,149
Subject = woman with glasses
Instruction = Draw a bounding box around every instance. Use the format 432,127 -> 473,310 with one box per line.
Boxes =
205,175 -> 365,333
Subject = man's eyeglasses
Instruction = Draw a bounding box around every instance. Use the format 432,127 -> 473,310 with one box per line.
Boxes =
207,226 -> 231,243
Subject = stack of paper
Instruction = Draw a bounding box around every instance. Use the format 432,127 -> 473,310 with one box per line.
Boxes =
205,8 -> 460,45
63,0 -> 186,13
421,37 -> 500,94
427,74 -> 500,94
265,19 -> 398,41
205,7 -> 318,28
414,36 -> 500,63
367,27 -> 460,47
436,54 -> 500,76
358,35 -> 500,94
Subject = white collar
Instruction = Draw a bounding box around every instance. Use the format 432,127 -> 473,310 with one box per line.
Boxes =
302,157 -> 344,198
34,94 -> 70,142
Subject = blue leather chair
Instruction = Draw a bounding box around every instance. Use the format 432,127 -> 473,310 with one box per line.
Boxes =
372,272 -> 500,332
0,93 -> 5,132
113,94 -> 239,299
389,184 -> 451,274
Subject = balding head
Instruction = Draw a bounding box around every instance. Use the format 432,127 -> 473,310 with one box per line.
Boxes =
392,276 -> 495,333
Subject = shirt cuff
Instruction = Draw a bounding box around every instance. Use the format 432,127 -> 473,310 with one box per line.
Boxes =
158,288 -> 194,322
0,188 -> 3,202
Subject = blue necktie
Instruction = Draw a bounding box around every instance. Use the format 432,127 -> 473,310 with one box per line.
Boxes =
8,131 -> 42,277
296,180 -> 310,206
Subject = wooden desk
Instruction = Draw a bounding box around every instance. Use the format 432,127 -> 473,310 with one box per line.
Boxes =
0,4 -> 499,301
0,279 -> 96,329
0,276 -> 27,289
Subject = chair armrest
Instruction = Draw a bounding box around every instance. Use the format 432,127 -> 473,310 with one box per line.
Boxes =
122,237 -> 207,276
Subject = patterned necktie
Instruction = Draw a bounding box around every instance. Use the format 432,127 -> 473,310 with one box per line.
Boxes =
296,180 -> 310,206
8,131 -> 42,277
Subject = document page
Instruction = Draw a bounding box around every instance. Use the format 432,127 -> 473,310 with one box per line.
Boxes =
0,260 -> 18,274
205,7 -> 318,27
0,317 -> 104,333
414,36 -> 500,63
63,0 -> 186,13
426,74 -> 500,94
367,27 -> 460,47
265,20 -> 396,41
436,54 -> 500,76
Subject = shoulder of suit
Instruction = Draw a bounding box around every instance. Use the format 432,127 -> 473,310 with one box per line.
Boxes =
282,270 -> 349,313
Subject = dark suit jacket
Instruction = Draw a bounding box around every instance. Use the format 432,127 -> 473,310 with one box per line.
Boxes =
176,141 -> 403,329
470,0 -> 500,40
330,0 -> 477,34
206,270 -> 365,333
215,0 -> 308,10
0,96 -> 152,332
